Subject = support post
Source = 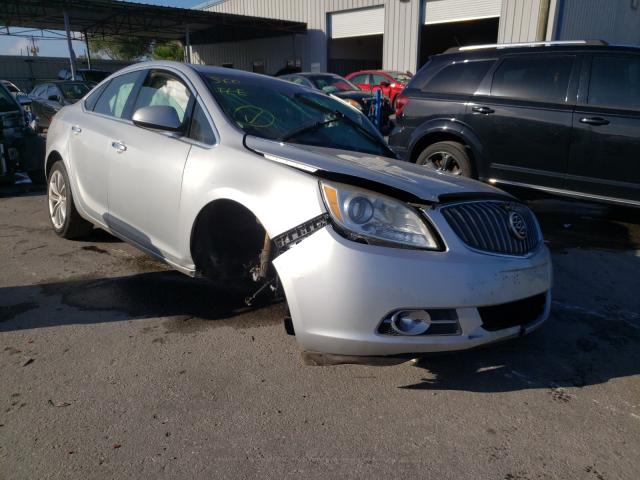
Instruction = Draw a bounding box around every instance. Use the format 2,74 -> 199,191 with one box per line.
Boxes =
63,10 -> 77,80
185,25 -> 191,63
84,31 -> 92,69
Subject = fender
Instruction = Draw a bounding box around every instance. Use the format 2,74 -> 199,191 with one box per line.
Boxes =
408,117 -> 490,179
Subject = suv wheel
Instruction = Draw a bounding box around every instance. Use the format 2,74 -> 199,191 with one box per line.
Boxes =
416,141 -> 473,177
47,161 -> 93,239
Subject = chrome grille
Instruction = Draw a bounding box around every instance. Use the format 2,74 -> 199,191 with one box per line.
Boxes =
440,201 -> 541,256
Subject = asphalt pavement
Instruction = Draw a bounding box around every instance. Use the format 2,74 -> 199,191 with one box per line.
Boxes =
1,185 -> 639,479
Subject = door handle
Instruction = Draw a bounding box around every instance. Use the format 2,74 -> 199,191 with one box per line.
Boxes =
111,141 -> 127,153
71,125 -> 82,134
580,117 -> 610,126
472,105 -> 495,115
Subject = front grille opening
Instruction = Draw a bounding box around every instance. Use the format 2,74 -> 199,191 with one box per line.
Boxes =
441,201 -> 541,256
378,309 -> 460,336
478,293 -> 547,332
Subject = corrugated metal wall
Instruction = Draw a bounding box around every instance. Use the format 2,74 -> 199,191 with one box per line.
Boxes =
196,0 -> 421,74
553,0 -> 640,44
190,35 -> 306,74
498,0 -> 547,43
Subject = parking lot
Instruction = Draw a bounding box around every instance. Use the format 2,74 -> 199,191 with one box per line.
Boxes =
0,183 -> 639,479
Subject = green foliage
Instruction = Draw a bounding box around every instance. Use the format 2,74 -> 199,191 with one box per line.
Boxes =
152,41 -> 185,62
89,36 -> 151,61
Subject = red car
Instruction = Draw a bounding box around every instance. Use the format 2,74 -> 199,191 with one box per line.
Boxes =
345,70 -> 413,106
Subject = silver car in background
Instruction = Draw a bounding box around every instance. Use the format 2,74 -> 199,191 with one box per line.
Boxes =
44,61 -> 552,364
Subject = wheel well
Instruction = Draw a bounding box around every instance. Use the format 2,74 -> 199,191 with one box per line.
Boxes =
410,131 -> 476,167
190,200 -> 266,281
45,151 -> 63,179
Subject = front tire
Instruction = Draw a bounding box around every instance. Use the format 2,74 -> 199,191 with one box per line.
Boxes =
47,161 -> 93,239
416,141 -> 473,177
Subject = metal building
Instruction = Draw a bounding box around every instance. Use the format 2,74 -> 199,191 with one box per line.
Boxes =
192,0 -> 640,75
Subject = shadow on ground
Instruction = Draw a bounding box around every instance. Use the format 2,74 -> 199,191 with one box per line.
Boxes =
0,271 -> 283,333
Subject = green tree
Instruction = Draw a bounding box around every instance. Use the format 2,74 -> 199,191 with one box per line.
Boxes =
152,41 -> 185,62
89,36 -> 151,61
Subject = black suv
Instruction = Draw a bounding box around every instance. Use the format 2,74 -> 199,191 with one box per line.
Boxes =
389,41 -> 640,207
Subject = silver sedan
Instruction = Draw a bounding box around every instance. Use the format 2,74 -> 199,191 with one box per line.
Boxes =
44,61 -> 552,364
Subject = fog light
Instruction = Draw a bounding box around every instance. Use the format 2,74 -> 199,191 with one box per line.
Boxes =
390,310 -> 431,336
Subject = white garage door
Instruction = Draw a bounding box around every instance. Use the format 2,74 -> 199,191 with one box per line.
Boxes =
329,6 -> 385,39
424,0 -> 502,25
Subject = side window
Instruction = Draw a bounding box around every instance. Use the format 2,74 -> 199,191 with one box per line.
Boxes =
491,55 -> 574,103
588,56 -> 640,111
350,74 -> 369,85
94,71 -> 142,118
84,81 -> 109,111
423,60 -> 494,95
188,102 -> 216,145
47,86 -> 59,99
133,71 -> 193,125
289,76 -> 310,87
371,74 -> 388,85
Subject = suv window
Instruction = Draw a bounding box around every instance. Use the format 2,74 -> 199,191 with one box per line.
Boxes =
84,81 -> 109,111
188,102 -> 216,145
423,60 -> 494,95
491,55 -> 574,103
588,55 -> 640,111
94,71 -> 141,118
133,71 -> 193,125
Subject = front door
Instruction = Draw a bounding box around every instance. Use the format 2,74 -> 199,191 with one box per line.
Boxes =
465,54 -> 578,188
568,54 -> 640,203
107,69 -> 193,261
68,70 -> 143,222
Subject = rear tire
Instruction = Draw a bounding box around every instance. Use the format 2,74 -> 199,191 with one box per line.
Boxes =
47,161 -> 93,239
416,141 -> 474,177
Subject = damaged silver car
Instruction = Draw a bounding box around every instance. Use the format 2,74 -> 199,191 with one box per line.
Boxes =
44,61 -> 552,363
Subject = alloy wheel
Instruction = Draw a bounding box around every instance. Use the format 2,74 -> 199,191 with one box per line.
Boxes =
48,170 -> 67,229
423,151 -> 462,175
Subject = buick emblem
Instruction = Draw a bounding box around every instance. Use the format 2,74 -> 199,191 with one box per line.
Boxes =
508,211 -> 528,240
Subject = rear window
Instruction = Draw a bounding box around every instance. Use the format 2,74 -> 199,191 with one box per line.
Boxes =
588,55 -> 640,111
423,60 -> 494,95
491,55 -> 574,103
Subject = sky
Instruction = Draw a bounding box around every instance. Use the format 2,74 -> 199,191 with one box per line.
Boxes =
0,0 -> 210,58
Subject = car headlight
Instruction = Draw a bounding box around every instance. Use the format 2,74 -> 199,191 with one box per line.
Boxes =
320,181 -> 441,250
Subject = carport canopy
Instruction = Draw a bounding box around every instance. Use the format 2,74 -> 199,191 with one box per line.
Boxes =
0,0 -> 307,43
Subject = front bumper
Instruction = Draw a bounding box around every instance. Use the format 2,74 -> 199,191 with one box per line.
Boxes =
273,223 -> 552,357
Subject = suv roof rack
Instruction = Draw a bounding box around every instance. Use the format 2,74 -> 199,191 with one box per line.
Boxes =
445,40 -> 608,53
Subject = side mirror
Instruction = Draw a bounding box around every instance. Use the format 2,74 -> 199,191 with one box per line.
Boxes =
132,105 -> 182,132
379,81 -> 390,88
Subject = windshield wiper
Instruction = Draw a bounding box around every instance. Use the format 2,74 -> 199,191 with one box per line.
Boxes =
280,114 -> 342,142
293,94 -> 394,156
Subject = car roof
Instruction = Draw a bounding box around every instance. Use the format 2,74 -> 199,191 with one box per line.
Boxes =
437,41 -> 640,60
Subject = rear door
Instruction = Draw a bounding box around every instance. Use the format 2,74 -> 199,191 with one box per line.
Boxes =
107,69 -> 194,261
568,53 -> 640,203
466,54 -> 579,188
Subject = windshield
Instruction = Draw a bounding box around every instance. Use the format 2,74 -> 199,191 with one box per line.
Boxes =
307,75 -> 359,94
0,85 -> 19,112
389,71 -> 413,83
59,83 -> 90,101
201,72 -> 392,157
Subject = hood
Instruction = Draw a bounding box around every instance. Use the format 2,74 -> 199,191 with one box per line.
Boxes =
245,136 -> 511,204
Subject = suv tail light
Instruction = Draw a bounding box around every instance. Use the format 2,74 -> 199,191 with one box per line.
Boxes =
395,94 -> 409,117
